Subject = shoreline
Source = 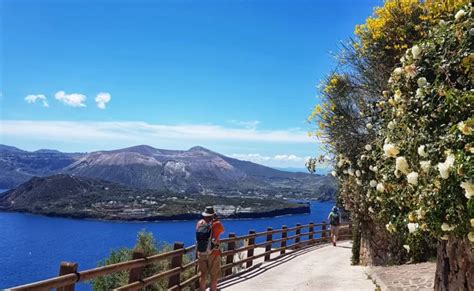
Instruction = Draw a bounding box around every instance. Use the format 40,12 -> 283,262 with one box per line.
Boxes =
0,204 -> 311,223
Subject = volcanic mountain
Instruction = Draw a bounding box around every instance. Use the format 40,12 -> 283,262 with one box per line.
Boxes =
0,145 -> 336,200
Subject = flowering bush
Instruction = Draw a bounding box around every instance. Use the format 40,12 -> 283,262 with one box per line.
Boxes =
363,4 -> 473,244
309,0 -> 472,263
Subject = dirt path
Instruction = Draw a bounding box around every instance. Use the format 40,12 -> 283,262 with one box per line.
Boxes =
219,241 -> 375,291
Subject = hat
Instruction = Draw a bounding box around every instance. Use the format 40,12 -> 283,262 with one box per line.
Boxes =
202,206 -> 216,217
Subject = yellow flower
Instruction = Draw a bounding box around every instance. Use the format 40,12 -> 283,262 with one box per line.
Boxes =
457,121 -> 472,135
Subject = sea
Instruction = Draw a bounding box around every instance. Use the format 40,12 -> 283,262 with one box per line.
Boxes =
0,198 -> 334,289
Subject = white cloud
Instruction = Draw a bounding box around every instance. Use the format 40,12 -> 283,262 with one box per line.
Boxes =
95,92 -> 111,109
274,154 -> 302,162
227,120 -> 260,129
230,153 -> 311,165
25,94 -> 49,108
0,120 -> 314,144
55,91 -> 86,107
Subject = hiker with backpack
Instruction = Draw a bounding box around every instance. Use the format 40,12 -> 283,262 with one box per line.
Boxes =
196,206 -> 225,291
328,206 -> 340,246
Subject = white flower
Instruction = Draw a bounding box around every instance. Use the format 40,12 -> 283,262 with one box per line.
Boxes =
441,234 -> 449,240
369,165 -> 378,172
416,88 -> 424,98
366,123 -> 373,130
417,77 -> 427,88
420,161 -> 431,173
441,223 -> 455,232
470,218 -> 474,228
387,120 -> 396,130
457,121 -> 472,135
348,168 -> 355,176
356,179 -> 362,186
403,245 -> 410,252
455,9 -> 466,21
337,160 -> 344,167
383,143 -> 399,158
376,183 -> 385,193
368,206 -> 374,213
439,20 -> 447,26
417,145 -> 428,157
407,222 -> 419,233
370,180 -> 377,188
460,181 -> 473,199
412,45 -> 421,60
393,67 -> 403,75
331,171 -> 337,177
396,157 -> 410,174
355,170 -> 361,177
407,172 -> 419,185
437,153 -> 455,179
468,232 -> 474,242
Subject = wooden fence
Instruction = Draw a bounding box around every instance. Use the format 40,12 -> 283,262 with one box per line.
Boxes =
8,221 -> 352,291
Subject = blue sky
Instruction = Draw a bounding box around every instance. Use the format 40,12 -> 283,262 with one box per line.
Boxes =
0,0 -> 380,168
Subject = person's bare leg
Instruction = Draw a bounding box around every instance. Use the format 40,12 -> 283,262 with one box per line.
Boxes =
199,274 -> 206,291
210,279 -> 218,291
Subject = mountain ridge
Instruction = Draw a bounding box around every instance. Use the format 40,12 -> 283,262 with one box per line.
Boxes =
0,144 -> 336,200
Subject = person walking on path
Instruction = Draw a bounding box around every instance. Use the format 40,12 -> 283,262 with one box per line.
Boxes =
196,206 -> 225,291
328,206 -> 341,246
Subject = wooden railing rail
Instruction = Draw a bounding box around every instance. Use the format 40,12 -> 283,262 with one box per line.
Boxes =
9,221 -> 351,291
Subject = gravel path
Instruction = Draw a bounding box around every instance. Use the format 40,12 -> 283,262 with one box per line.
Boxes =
219,241 -> 376,291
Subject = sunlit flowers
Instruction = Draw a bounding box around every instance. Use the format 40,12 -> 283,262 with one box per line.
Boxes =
437,153 -> 455,179
365,144 -> 372,151
407,222 -> 419,233
404,64 -> 416,78
386,222 -> 396,233
407,172 -> 419,185
417,77 -> 427,88
411,45 -> 421,60
417,145 -> 428,157
420,161 -> 431,173
394,89 -> 402,102
468,232 -> 474,242
370,180 -> 377,187
455,9 -> 466,21
387,120 -> 396,130
457,121 -> 472,135
376,183 -> 385,193
460,181 -> 473,199
366,123 -> 373,130
403,245 -> 410,252
441,223 -> 455,232
396,156 -> 410,174
393,67 -> 403,75
383,143 -> 399,158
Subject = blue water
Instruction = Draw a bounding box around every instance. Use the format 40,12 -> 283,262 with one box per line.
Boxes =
0,201 -> 333,289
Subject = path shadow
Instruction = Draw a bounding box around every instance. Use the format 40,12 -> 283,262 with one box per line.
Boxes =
218,242 -> 349,289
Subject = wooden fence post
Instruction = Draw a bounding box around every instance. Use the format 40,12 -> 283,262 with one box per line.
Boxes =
280,225 -> 287,255
168,242 -> 185,290
321,221 -> 328,243
128,249 -> 145,284
264,227 -> 273,261
308,222 -> 314,244
57,262 -> 78,291
224,233 -> 236,276
295,223 -> 301,249
246,230 -> 256,268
